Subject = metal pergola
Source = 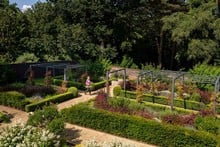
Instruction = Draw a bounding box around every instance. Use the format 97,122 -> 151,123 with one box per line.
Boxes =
106,68 -> 126,97
30,62 -> 86,81
137,70 -> 220,113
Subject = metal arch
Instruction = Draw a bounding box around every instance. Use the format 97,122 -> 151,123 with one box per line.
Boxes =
106,68 -> 126,98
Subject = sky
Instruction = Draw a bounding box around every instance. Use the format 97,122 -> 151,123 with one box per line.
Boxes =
9,0 -> 46,11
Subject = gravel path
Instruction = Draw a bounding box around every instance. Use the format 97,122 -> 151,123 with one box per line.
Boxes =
0,90 -> 156,147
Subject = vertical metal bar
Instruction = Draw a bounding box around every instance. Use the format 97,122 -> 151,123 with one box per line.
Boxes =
106,70 -> 109,98
64,68 -> 66,81
213,76 -> 220,114
171,78 -> 175,110
124,69 -> 126,91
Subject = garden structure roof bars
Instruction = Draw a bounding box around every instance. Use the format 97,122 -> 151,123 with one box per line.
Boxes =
137,70 -> 220,113
29,62 -> 85,81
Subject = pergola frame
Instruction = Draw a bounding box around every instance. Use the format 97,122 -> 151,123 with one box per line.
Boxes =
137,70 -> 220,113
106,68 -> 126,97
30,62 -> 85,81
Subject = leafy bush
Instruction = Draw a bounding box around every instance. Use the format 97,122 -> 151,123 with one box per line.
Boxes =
61,103 -> 218,147
47,118 -> 65,134
0,124 -> 62,146
0,112 -> 10,123
113,86 -> 122,96
0,91 -> 29,110
194,116 -> 220,135
0,83 -> 25,92
27,106 -> 65,134
68,87 -> 78,97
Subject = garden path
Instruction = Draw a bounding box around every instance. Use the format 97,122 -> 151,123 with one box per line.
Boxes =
0,89 -> 156,147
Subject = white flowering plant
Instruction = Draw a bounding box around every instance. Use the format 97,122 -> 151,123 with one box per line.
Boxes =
0,123 -> 61,147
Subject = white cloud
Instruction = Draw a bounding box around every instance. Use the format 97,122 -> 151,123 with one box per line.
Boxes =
21,5 -> 32,12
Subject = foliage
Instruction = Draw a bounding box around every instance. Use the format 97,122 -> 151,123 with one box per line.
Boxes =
0,91 -> 29,110
27,106 -> 65,134
119,90 -> 206,111
25,92 -> 76,112
194,116 -> 220,135
113,86 -> 122,97
44,70 -> 53,87
0,124 -> 62,147
53,79 -> 84,90
81,59 -> 111,82
120,55 -> 137,69
15,53 -> 39,63
67,87 -> 78,97
0,111 -> 10,123
61,103 -> 218,147
136,85 -> 144,103
19,85 -> 56,97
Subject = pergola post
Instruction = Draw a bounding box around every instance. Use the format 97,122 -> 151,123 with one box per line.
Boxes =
64,68 -> 67,81
171,78 -> 175,110
213,76 -> 220,114
106,70 -> 110,97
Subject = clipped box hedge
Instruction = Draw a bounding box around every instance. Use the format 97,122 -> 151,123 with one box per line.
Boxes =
61,103 -> 218,147
90,80 -> 108,91
119,90 -> 205,111
25,92 -> 77,112
53,79 -> 84,90
0,91 -> 29,110
54,79 -> 108,91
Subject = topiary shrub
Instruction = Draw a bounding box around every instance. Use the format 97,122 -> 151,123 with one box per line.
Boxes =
67,87 -> 78,97
113,86 -> 122,97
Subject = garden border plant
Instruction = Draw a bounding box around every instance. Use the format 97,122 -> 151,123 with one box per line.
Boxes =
61,103 -> 219,147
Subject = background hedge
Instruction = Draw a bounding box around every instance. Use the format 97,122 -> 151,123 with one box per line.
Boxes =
61,103 -> 218,147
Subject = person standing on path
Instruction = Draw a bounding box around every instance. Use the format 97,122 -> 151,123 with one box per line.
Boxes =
85,76 -> 91,95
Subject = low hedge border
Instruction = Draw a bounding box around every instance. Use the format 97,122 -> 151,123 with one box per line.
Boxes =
53,79 -> 84,90
25,91 -> 77,112
0,91 -> 29,110
119,90 -> 206,111
53,79 -> 108,91
61,103 -> 218,147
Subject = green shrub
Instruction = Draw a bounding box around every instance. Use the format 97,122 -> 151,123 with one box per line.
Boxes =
194,116 -> 220,135
108,97 -> 130,108
0,112 -> 10,123
27,106 -> 59,127
61,103 -> 218,147
25,92 -> 76,112
0,91 -> 29,110
113,86 -> 122,96
68,87 -> 78,97
47,118 -> 65,134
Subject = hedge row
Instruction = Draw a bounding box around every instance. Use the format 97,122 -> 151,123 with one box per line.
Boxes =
53,79 -> 108,91
25,91 -> 77,112
53,79 -> 84,90
0,91 -> 30,110
91,80 -> 108,91
61,103 -> 218,147
119,90 -> 206,111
